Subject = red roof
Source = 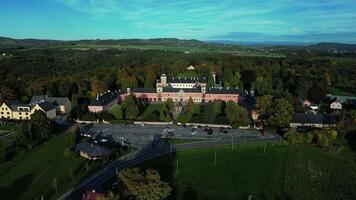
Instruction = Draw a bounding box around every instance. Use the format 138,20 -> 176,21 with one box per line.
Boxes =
82,190 -> 105,200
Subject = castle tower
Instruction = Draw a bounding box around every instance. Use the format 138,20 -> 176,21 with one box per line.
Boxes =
161,74 -> 167,87
211,72 -> 216,86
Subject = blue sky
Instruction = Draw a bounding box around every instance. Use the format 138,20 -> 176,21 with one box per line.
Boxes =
1,0 -> 356,43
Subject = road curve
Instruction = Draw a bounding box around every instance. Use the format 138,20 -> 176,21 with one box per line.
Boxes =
59,136 -> 281,200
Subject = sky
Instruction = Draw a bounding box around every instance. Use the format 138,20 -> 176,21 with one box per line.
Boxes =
0,0 -> 356,43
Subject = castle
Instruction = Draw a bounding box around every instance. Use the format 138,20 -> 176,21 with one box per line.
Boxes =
122,73 -> 240,103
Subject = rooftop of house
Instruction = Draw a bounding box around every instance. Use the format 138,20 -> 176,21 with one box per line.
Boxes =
37,101 -> 56,112
291,113 -> 336,125
75,142 -> 116,157
89,91 -> 119,107
131,88 -> 157,93
162,87 -> 202,93
326,94 -> 356,102
4,100 -> 31,111
82,190 -> 105,200
166,76 -> 207,84
30,96 -> 70,106
206,87 -> 241,94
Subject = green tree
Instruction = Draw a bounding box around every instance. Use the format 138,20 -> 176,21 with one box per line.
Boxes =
122,94 -> 139,120
267,98 -> 294,127
165,98 -> 174,111
30,110 -> 51,140
144,68 -> 156,88
255,95 -> 273,120
186,97 -> 196,113
160,105 -> 172,122
225,101 -> 250,127
118,168 -> 172,200
109,104 -> 123,120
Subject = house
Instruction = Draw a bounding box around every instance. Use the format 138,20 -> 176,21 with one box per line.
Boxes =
30,96 -> 72,114
299,98 -> 311,107
88,91 -> 119,113
31,102 -> 57,119
330,101 -> 343,110
120,73 -> 241,104
186,65 -> 195,70
75,142 -> 117,160
0,100 -> 57,120
0,100 -> 31,120
290,112 -> 336,128
82,190 -> 105,200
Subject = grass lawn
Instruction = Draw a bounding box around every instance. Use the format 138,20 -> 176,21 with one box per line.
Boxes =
0,132 -> 102,200
137,144 -> 356,200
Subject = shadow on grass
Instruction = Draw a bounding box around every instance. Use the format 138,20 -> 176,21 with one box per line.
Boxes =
0,173 -> 35,200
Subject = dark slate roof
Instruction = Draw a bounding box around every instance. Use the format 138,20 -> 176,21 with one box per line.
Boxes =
38,101 -> 56,112
131,88 -> 157,93
89,91 -> 118,107
167,76 -> 207,84
206,87 -> 241,94
5,100 -> 31,111
30,96 -> 70,106
75,142 -> 116,157
162,87 -> 202,93
291,113 -> 336,124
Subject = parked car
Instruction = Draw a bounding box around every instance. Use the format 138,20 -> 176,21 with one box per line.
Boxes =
207,128 -> 213,135
167,132 -> 175,138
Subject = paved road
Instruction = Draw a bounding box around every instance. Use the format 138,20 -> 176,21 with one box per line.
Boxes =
59,135 -> 282,200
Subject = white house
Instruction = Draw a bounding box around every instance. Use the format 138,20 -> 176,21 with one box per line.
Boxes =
330,101 -> 342,110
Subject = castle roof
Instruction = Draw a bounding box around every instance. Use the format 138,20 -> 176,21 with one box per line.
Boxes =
167,76 -> 207,84
206,87 -> 241,94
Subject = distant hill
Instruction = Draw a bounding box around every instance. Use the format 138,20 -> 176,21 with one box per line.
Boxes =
307,42 -> 356,52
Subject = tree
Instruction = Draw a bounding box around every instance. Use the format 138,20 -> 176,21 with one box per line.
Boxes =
30,110 -> 51,140
160,105 -> 172,122
308,83 -> 326,103
241,69 -> 256,91
121,94 -> 139,120
144,68 -> 156,88
118,168 -> 172,200
186,97 -> 196,113
252,76 -> 272,95
109,104 -> 123,120
225,101 -> 250,127
91,80 -> 108,97
165,98 -> 174,111
267,98 -> 294,127
255,95 -> 273,120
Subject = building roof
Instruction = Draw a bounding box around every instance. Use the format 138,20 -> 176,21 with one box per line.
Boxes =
291,113 -> 336,125
167,76 -> 207,84
37,101 -> 56,112
4,100 -> 31,112
206,87 -> 241,94
75,142 -> 116,157
30,96 -> 70,106
82,190 -> 105,200
326,94 -> 356,102
89,91 -> 118,107
162,87 -> 202,93
131,88 -> 157,93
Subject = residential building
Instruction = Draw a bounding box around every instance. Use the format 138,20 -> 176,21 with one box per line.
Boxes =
290,112 -> 336,128
75,142 -> 117,160
330,101 -> 343,110
88,90 -> 119,113
0,100 -> 57,120
120,73 -> 241,103
30,96 -> 72,114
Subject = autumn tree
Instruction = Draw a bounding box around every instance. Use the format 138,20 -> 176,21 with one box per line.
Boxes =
91,80 -> 108,97
118,168 -> 172,200
186,97 -> 196,113
144,68 -> 156,88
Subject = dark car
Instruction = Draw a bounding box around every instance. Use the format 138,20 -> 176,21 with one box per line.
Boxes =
223,130 -> 228,134
167,132 -> 175,138
207,128 -> 213,135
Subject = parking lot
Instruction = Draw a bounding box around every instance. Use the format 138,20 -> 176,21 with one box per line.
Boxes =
80,124 -> 264,148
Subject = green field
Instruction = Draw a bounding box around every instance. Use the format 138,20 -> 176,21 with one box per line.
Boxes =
138,144 -> 356,200
0,132 -> 101,200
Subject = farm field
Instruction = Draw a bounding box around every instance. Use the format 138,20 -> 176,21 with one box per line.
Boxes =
137,144 -> 356,200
